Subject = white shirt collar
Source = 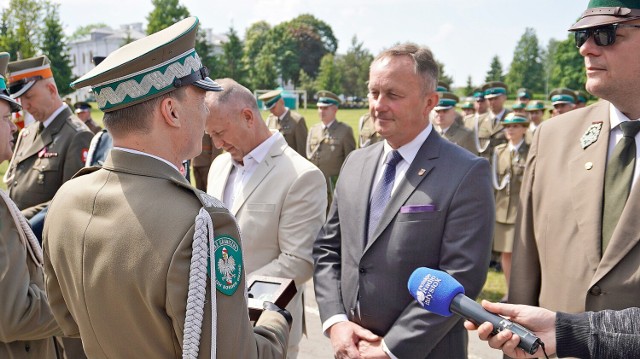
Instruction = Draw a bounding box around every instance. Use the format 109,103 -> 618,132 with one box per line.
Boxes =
323,119 -> 336,129
278,107 -> 290,121
232,131 -> 282,170
610,102 -> 640,128
382,123 -> 433,166
42,104 -> 68,128
509,139 -> 525,152
113,147 -> 181,174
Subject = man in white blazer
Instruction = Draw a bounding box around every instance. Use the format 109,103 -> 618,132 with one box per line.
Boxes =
206,79 -> 327,358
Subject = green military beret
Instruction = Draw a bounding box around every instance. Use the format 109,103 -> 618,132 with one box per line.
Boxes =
570,0 -> 640,30
525,100 -> 546,111
482,81 -> 508,99
71,17 -> 222,112
0,52 -> 21,112
316,90 -> 341,107
502,112 -> 530,125
549,88 -> 577,105
258,89 -> 283,109
434,92 -> 459,111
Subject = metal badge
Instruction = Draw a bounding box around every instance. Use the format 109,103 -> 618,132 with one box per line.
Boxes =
37,173 -> 45,185
580,122 -> 603,149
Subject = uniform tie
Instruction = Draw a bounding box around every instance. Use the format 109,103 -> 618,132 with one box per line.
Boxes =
602,120 -> 640,253
367,150 -> 403,243
37,122 -> 45,135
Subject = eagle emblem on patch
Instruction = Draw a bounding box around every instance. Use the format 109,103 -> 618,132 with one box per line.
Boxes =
580,122 -> 603,149
213,235 -> 243,296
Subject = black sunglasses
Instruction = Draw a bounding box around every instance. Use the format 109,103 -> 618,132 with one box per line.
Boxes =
574,23 -> 640,48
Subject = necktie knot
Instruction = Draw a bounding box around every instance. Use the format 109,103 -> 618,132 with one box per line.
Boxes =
385,150 -> 402,167
620,120 -> 640,138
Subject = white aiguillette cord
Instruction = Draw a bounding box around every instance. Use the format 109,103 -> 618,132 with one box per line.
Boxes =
183,208 -> 217,359
0,190 -> 43,266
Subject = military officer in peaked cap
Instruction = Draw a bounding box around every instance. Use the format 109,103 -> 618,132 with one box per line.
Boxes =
549,87 -> 577,115
43,16 -> 290,359
508,1 -> 640,348
433,92 -> 476,154
3,55 -> 93,220
0,51 -> 62,359
575,89 -> 589,108
524,100 -> 547,142
259,89 -> 308,157
307,90 -> 355,206
466,82 -> 509,161
460,98 -> 475,117
516,88 -> 532,105
73,101 -> 102,134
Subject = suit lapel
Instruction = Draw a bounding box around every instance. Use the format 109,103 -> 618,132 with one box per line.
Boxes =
230,137 -> 285,215
365,132 -> 439,252
209,157 -> 233,201
20,108 -> 71,161
357,143 -> 384,253
568,102 -> 610,272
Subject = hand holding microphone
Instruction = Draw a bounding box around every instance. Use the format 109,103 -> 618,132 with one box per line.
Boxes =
407,267 -> 546,356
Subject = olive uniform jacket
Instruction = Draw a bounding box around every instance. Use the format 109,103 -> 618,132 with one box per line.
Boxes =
0,192 -> 60,358
5,106 -> 93,218
493,142 -> 528,224
464,110 -> 509,161
358,113 -> 382,148
266,109 -> 308,158
43,150 -> 289,358
510,101 -> 640,314
307,120 -> 356,188
438,121 -> 477,155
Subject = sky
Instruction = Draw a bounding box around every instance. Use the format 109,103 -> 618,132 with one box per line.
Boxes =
1,0 -> 588,87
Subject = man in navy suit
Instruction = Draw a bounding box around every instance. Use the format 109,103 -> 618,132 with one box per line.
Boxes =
313,43 -> 494,358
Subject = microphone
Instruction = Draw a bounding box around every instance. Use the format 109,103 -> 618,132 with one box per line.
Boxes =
407,267 -> 542,355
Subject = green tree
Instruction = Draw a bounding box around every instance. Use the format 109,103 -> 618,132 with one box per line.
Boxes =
542,38 -> 560,94
0,0 -> 43,60
146,0 -> 190,35
41,2 -> 72,95
436,60 -> 454,89
219,26 -> 248,85
298,69 -> 316,99
69,23 -> 109,41
485,55 -> 505,83
252,43 -> 278,89
548,35 -> 586,94
464,75 -> 474,96
195,29 -> 221,78
336,35 -> 372,98
285,14 -> 338,82
315,53 -> 341,94
505,28 -> 545,93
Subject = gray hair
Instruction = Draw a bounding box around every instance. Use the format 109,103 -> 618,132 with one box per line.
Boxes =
373,43 -> 439,93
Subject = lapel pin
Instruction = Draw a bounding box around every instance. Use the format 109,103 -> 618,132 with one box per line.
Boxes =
418,168 -> 426,176
585,162 -> 593,170
580,122 -> 603,149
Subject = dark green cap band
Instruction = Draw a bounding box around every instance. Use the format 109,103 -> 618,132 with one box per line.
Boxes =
502,115 -> 529,124
436,85 -> 447,92
485,87 -> 506,96
551,94 -> 576,104
437,98 -> 457,107
517,91 -> 531,99
526,102 -> 546,111
264,94 -> 282,108
318,97 -> 340,106
0,77 -> 6,91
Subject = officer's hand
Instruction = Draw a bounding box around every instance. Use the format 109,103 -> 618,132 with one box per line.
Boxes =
262,301 -> 293,329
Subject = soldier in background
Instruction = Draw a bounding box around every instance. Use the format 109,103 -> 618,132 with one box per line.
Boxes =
524,100 -> 547,143
492,113 -> 530,302
511,102 -> 526,116
460,97 -> 475,117
191,132 -> 220,191
549,88 -> 577,115
73,101 -> 102,134
575,89 -> 589,109
516,87 -> 532,105
433,92 -> 476,154
307,90 -> 355,205
357,112 -> 382,148
259,89 -> 308,157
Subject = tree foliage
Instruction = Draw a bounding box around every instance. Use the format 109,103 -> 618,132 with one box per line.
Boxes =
0,0 -> 43,60
547,35 -> 586,94
464,75 -> 474,96
335,36 -> 372,98
506,28 -> 545,93
41,2 -> 73,95
218,26 -> 248,86
436,60 -> 454,90
485,55 -> 505,83
146,0 -> 190,35
315,53 -> 342,95
69,23 -> 109,41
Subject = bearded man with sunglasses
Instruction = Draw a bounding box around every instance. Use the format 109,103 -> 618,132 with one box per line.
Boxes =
510,0 -> 640,320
